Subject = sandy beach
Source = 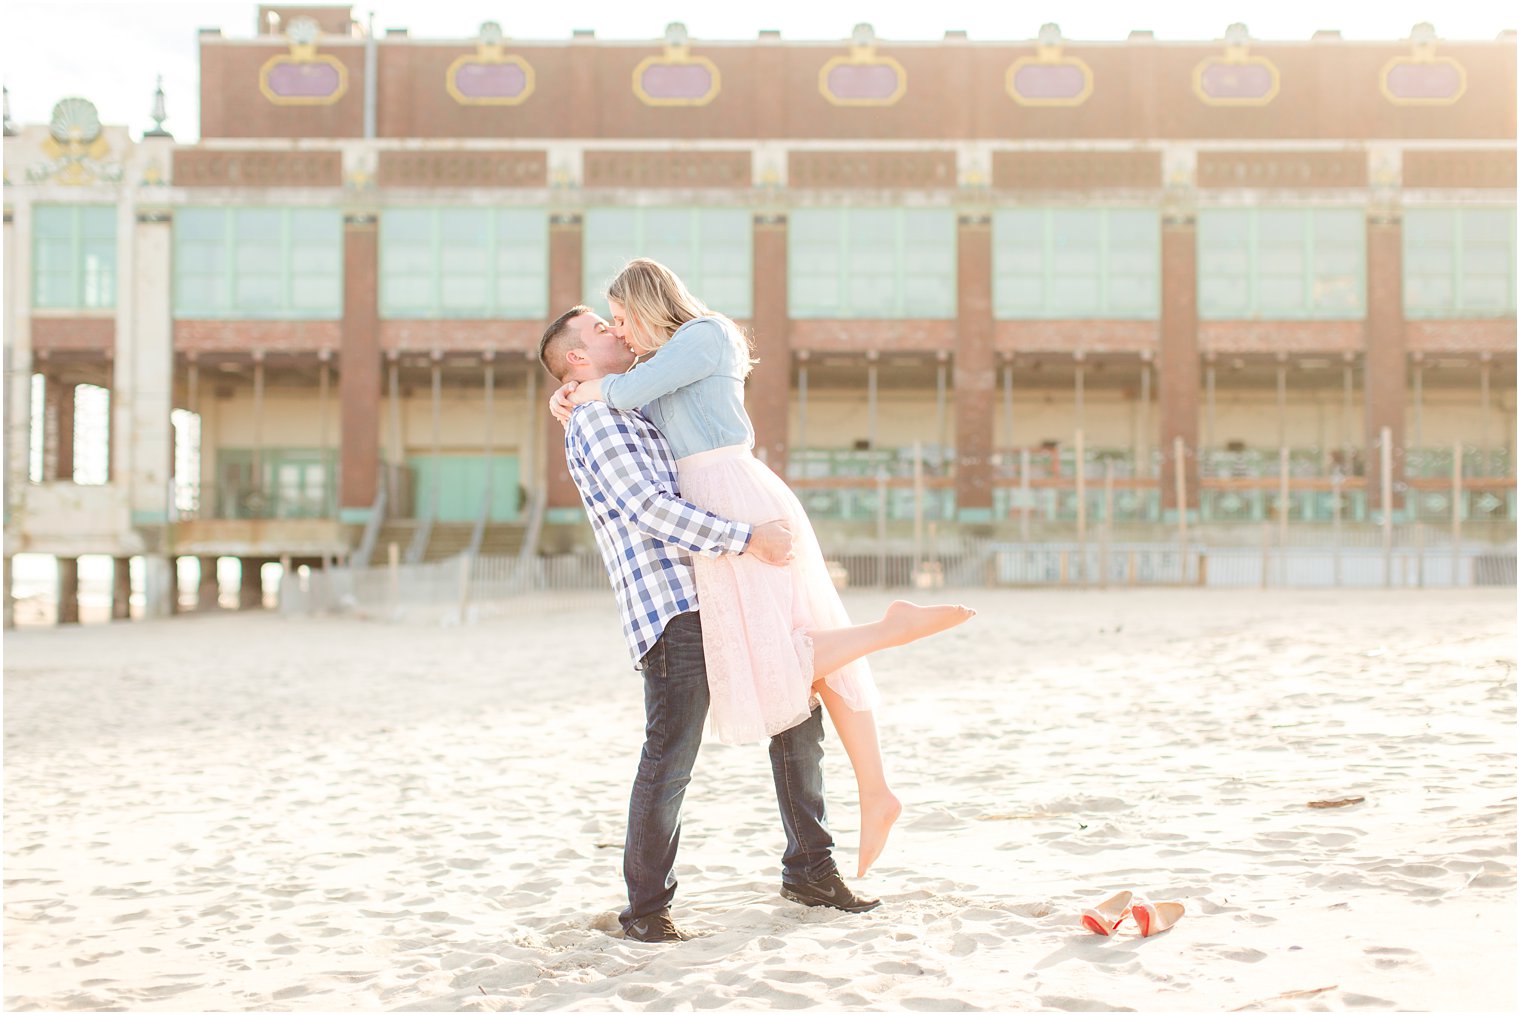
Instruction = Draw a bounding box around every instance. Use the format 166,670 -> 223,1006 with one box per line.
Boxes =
3,588 -> 1515,1012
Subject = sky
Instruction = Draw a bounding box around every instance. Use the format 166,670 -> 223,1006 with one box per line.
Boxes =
1,0 -> 1514,142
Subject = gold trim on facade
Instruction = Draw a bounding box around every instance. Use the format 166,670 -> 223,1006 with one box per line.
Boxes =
1379,55 -> 1468,106
1005,54 -> 1094,107
445,50 -> 536,106
258,46 -> 349,107
631,47 -> 721,107
1191,53 -> 1281,107
818,50 -> 907,107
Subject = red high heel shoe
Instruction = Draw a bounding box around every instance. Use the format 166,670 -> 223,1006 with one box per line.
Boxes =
1080,891 -> 1132,936
1131,898 -> 1184,937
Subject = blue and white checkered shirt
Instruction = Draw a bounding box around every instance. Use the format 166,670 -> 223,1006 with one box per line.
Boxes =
564,402 -> 753,666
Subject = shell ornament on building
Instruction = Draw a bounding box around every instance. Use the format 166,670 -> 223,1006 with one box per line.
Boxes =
819,23 -> 906,106
260,16 -> 349,105
1381,23 -> 1467,105
1006,24 -> 1094,107
633,23 -> 720,107
49,96 -> 102,144
32,96 -> 119,185
1193,24 -> 1280,106
448,21 -> 535,105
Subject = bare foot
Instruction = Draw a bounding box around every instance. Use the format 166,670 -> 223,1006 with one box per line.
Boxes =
857,788 -> 903,879
879,600 -> 975,649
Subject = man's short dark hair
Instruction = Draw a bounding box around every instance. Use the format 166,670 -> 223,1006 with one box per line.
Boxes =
538,304 -> 593,381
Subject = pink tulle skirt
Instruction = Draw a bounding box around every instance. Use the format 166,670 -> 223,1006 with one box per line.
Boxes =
676,444 -> 880,745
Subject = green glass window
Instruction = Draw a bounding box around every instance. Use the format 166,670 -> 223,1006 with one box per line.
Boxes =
993,208 -> 1159,319
379,208 -> 547,319
174,208 -> 342,319
1198,208 -> 1365,319
1405,208 -> 1517,318
33,205 -> 116,309
789,209 -> 955,319
215,448 -> 335,519
582,208 -> 752,317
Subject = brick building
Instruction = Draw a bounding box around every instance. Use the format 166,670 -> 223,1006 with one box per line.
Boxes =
3,8 -> 1516,621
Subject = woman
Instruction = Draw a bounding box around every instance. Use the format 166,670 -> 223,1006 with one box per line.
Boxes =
550,258 -> 973,878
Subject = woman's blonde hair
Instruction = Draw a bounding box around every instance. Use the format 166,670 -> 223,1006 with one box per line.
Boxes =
606,257 -> 755,377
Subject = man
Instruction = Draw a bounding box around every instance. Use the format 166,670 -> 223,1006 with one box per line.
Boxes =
538,305 -> 880,943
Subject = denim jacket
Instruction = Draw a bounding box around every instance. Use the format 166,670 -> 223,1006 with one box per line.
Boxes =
599,316 -> 754,460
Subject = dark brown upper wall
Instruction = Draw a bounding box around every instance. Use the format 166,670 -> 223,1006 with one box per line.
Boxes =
199,35 -> 1518,141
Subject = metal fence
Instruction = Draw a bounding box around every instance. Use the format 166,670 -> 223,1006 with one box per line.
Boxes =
279,526 -> 1515,622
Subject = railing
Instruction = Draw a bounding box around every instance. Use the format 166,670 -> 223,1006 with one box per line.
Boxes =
784,440 -> 1517,526
465,486 -> 493,560
171,481 -> 334,521
349,482 -> 389,570
405,492 -> 437,565
277,522 -> 1515,623
517,485 -> 548,562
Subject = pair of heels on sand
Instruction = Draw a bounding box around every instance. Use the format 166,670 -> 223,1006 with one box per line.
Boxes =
1080,891 -> 1184,937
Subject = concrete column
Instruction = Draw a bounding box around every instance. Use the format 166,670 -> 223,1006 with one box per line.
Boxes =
197,555 -> 220,610
546,213 -> 584,511
340,213 -> 381,520
121,209 -> 175,528
169,557 -> 183,613
1365,213 -> 1406,510
954,212 -> 995,521
56,556 -> 80,625
5,199 -> 34,529
112,556 -> 132,620
750,213 -> 791,472
1159,215 -> 1200,511
238,557 -> 265,610
141,556 -> 174,618
3,556 -> 14,630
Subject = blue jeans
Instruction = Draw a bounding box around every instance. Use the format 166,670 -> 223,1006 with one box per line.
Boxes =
621,610 -> 838,928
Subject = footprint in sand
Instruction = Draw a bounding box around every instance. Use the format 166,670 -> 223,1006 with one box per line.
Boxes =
1364,946 -> 1425,970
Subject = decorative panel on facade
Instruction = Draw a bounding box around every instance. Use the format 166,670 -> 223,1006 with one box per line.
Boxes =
174,150 -> 343,188
788,151 -> 955,190
818,25 -> 906,106
633,25 -> 720,106
446,24 -> 535,105
1197,151 -> 1368,189
1192,26 -> 1280,106
582,151 -> 751,189
1381,26 -> 1468,106
1403,150 -> 1516,189
375,150 -> 547,188
992,151 -> 1161,191
259,18 -> 348,105
1005,25 -> 1093,107
30,317 -> 116,352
